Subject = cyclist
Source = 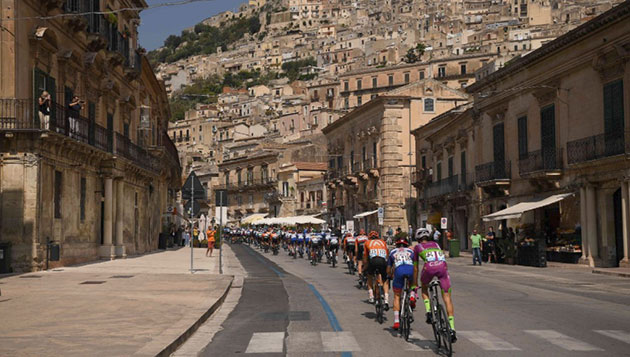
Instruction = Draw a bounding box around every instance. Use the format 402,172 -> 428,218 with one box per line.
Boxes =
364,230 -> 389,308
329,230 -> 340,263
290,230 -> 298,256
413,228 -> 457,343
310,232 -> 322,264
343,232 -> 356,266
355,229 -> 369,276
387,237 -> 416,330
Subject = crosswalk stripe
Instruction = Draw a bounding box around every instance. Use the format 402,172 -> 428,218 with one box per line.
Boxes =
594,330 -> 630,344
404,331 -> 432,351
286,332 -> 321,353
458,331 -> 521,351
320,331 -> 361,352
525,330 -> 603,351
245,332 -> 285,354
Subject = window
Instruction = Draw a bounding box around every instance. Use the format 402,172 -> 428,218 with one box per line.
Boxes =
514,45 -> 518,51
448,157 -> 454,177
357,79 -> 362,90
350,150 -> 355,171
329,159 -> 335,169
421,155 -> 426,169
436,162 -> 442,181
357,95 -> 362,106
460,64 -> 467,75
282,181 -> 290,196
424,98 -> 435,112
328,115 -> 333,124
237,170 -> 242,185
344,98 -> 349,109
362,146 -> 366,162
54,170 -> 62,219
249,194 -> 253,205
603,79 -> 625,138
337,156 -> 343,170
460,151 -> 467,184
517,116 -> 528,159
80,177 -> 86,222
372,77 -> 377,88
372,142 -> 377,164
404,72 -> 410,83
388,74 -> 394,86
419,71 -> 425,79
344,81 -> 349,91
438,66 -> 446,78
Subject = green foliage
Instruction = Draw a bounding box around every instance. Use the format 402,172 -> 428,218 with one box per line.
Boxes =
404,43 -> 426,64
281,57 -> 317,81
148,15 -> 263,64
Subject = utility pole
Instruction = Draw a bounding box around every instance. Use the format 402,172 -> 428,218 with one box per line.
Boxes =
190,168 -> 194,274
219,190 -> 224,274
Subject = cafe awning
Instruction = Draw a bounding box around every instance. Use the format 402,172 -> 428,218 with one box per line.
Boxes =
482,193 -> 574,222
241,213 -> 267,224
353,209 -> 379,219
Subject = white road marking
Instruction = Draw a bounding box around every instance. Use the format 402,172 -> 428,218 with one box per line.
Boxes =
320,331 -> 361,352
594,330 -> 630,344
404,330 -> 432,351
245,332 -> 285,354
286,332 -> 321,353
525,330 -> 603,351
458,331 -> 521,351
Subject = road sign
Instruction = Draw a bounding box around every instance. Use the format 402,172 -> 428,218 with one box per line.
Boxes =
166,205 -> 174,213
215,190 -> 228,207
184,200 -> 201,217
378,216 -> 384,226
181,171 -> 206,200
440,217 -> 448,229
377,207 -> 384,218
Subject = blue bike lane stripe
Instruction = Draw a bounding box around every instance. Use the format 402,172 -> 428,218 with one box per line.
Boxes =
308,284 -> 353,357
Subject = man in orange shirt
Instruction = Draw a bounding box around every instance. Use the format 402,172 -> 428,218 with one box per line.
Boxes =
206,227 -> 216,257
363,231 -> 389,309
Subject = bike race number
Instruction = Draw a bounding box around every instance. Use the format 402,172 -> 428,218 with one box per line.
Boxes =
425,250 -> 446,263
394,251 -> 413,267
370,248 -> 388,259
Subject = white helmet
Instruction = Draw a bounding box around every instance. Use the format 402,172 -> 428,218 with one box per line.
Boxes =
415,228 -> 431,240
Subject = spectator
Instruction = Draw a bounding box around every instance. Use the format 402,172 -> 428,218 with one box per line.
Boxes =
432,227 -> 442,242
206,227 -> 216,257
485,226 -> 497,263
68,96 -> 83,138
470,229 -> 484,265
183,230 -> 190,247
38,91 -> 51,130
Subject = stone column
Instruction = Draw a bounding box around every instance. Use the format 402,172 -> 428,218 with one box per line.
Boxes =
115,179 -> 126,258
586,184 -> 599,267
579,186 -> 589,263
99,177 -> 115,259
380,101 -> 405,229
621,181 -> 630,267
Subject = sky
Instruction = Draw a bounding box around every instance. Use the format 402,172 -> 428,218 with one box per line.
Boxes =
138,0 -> 246,51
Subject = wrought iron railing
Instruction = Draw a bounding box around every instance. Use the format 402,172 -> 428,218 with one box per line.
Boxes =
519,148 -> 563,175
567,132 -> 627,165
425,175 -> 459,199
475,161 -> 511,183
64,0 -> 90,13
412,168 -> 431,186
0,99 -> 36,129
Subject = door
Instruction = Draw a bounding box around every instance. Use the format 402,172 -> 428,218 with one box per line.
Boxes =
613,188 -> 623,266
107,113 -> 114,152
541,105 -> 556,169
493,123 -> 505,178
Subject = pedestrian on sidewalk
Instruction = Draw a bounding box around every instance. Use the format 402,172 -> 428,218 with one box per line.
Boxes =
485,226 -> 497,263
206,227 -> 216,257
183,229 -> 190,247
470,229 -> 484,266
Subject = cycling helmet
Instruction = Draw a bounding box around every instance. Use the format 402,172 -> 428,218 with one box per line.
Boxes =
359,229 -> 366,235
415,228 -> 431,240
368,230 -> 379,239
395,238 -> 409,247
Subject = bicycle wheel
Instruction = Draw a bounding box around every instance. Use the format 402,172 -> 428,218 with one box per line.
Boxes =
430,294 -> 442,347
439,303 -> 452,356
401,295 -> 410,341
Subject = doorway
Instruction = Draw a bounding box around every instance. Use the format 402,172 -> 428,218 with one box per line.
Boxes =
613,188 -> 623,266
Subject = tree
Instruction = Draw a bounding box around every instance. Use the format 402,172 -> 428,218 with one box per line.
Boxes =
404,48 -> 418,63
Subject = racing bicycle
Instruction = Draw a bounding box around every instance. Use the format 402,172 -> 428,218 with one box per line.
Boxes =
428,279 -> 453,357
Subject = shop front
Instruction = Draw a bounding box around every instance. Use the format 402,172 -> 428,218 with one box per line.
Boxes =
483,193 -> 580,266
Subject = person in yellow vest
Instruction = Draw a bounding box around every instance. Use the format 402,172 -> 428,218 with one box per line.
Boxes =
206,227 -> 216,257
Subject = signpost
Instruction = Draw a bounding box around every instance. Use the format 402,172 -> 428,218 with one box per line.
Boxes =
440,217 -> 448,230
182,170 -> 206,274
215,190 -> 227,274
378,207 -> 384,226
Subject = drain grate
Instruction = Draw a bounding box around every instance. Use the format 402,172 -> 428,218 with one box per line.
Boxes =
110,275 -> 134,279
80,281 -> 106,285
20,275 -> 42,279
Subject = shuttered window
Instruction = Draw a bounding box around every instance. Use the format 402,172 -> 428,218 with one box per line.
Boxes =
604,79 -> 624,136
80,177 -> 86,222
517,116 -> 528,159
54,170 -> 62,219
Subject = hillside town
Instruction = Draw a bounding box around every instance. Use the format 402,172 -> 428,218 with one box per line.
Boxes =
164,0 -> 628,268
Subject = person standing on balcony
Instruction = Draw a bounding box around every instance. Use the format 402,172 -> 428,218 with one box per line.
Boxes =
68,96 -> 83,139
38,91 -> 51,130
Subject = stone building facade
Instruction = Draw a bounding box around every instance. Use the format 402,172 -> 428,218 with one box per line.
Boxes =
0,0 -> 180,272
413,1 -> 630,267
324,79 -> 469,231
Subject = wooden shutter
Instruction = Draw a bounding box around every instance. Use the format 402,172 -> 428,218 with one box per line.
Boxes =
493,123 -> 505,177
540,105 -> 556,169
604,80 -> 625,155
517,116 -> 528,159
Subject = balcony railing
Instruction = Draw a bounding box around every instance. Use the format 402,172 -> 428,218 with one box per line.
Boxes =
519,148 -> 563,175
425,175 -> 460,199
412,168 -> 431,186
475,161 -> 511,183
0,98 -> 160,172
567,132 -> 627,165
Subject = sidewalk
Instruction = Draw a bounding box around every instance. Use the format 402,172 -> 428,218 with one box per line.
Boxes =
0,247 -> 232,357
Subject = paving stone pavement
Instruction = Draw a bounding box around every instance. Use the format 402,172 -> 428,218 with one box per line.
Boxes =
0,247 -> 232,357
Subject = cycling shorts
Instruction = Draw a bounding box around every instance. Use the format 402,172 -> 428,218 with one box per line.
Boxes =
291,237 -> 297,243
420,262 -> 451,292
392,265 -> 414,292
357,244 -> 365,259
366,257 -> 388,281
329,243 -> 339,252
311,240 -> 321,247
346,244 -> 355,253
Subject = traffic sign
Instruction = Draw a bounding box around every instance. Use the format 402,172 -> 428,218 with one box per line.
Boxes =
166,205 -> 174,213
181,171 -> 206,200
440,217 -> 448,229
184,200 -> 202,218
378,207 -> 384,218
378,216 -> 384,226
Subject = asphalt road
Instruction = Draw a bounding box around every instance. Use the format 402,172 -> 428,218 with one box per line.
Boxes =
203,242 -> 630,356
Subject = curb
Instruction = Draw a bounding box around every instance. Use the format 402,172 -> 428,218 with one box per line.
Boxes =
155,277 -> 234,357
592,269 -> 630,278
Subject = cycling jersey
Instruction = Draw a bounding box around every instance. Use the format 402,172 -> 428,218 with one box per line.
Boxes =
364,239 -> 388,260
388,247 -> 415,292
330,235 -> 339,245
414,241 -> 451,292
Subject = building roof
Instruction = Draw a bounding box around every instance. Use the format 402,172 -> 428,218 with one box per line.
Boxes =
293,162 -> 328,171
467,1 -> 630,93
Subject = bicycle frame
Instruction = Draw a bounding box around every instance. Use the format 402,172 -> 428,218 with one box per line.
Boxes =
428,279 -> 452,356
